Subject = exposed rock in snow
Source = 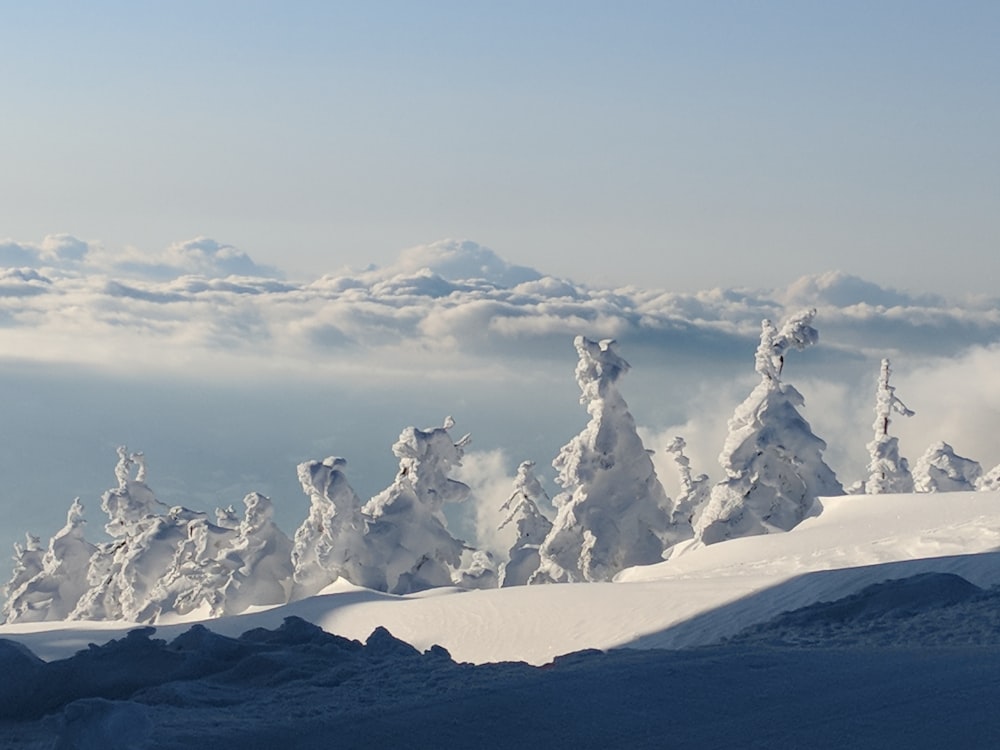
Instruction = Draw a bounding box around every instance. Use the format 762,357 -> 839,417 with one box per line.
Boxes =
533,337 -> 679,583
362,418 -> 472,594
865,359 -> 915,494
695,310 -> 843,545
913,442 -> 982,492
498,461 -> 553,587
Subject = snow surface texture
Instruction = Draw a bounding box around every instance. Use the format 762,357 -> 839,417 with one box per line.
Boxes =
5,490 -> 1000,747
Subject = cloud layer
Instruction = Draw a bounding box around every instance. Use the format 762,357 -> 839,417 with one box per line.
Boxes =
2,235 -> 998,384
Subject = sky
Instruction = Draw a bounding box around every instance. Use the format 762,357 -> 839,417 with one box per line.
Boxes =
2,1 -> 998,293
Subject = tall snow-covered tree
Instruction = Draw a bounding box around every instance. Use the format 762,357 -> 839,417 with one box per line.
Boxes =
2,500 -> 97,623
291,456 -> 377,598
665,437 -> 711,528
497,461 -> 553,587
362,417 -> 472,594
865,359 -> 915,494
912,442 -> 982,492
533,337 -> 678,584
695,310 -> 843,546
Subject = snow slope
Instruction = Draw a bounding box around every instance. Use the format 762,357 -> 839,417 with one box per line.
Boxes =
4,489 -> 1000,747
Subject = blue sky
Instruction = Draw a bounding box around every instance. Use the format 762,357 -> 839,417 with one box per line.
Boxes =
2,1 -> 998,293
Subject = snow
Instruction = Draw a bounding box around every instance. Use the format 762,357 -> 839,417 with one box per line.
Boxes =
4,489 -> 1000,745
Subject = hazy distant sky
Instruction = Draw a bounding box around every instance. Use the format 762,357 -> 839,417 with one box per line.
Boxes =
2,1 -> 998,293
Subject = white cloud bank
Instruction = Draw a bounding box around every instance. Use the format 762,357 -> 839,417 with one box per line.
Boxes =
2,235 -> 997,381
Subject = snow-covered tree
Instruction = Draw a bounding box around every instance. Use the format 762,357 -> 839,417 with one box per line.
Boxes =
213,492 -> 294,614
2,500 -> 97,623
291,456 -> 377,598
665,437 -> 711,528
139,508 -> 239,620
1,533 -> 45,623
695,310 -> 843,546
71,447 -> 183,621
453,549 -> 499,590
978,464 -> 1000,492
362,417 -> 472,594
912,442 -> 982,492
497,461 -> 553,587
865,359 -> 915,494
532,337 -> 678,584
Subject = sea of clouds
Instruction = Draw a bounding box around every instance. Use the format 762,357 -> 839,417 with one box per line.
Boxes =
2,234 -> 999,576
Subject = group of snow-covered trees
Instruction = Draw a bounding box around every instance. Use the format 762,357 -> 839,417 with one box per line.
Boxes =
5,311 -> 999,624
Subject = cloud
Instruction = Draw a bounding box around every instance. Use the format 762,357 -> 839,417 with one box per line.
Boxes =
383,239 -> 543,288
114,237 -> 283,280
781,270 -> 938,309
0,235 -> 998,400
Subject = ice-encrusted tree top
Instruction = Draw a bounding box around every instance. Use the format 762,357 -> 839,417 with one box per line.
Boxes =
534,337 -> 677,583
865,359 -> 915,494
102,446 -> 164,537
754,309 -> 819,383
695,311 -> 842,545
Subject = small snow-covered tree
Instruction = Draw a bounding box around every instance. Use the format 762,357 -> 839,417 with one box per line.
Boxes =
912,442 -> 982,492
362,417 -> 471,594
2,533 -> 45,623
2,500 -> 97,623
533,337 -> 679,584
453,549 -> 499,590
497,461 -> 553,587
665,437 -> 711,528
978,464 -> 1000,492
291,456 -> 377,597
865,359 -> 915,494
695,310 -> 843,546
215,492 -> 294,614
